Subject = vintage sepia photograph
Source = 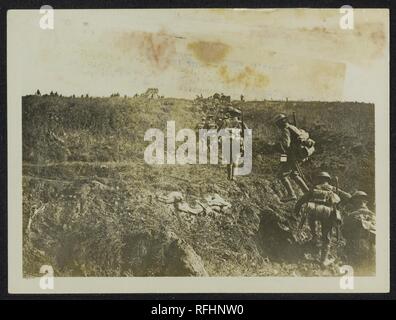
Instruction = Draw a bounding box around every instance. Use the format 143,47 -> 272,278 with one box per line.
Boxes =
7,8 -> 389,293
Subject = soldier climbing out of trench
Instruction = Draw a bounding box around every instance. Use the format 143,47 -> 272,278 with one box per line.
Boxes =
272,113 -> 315,202
342,191 -> 376,274
294,171 -> 351,266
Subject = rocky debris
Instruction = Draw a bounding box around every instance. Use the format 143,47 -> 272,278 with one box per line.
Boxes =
157,191 -> 184,203
164,232 -> 208,276
237,205 -> 261,236
157,191 -> 232,217
256,207 -> 301,262
158,191 -> 203,215
121,230 -> 208,277
205,194 -> 231,209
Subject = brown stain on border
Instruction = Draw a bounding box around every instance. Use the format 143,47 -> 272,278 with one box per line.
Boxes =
187,41 -> 230,65
116,31 -> 176,71
218,65 -> 270,89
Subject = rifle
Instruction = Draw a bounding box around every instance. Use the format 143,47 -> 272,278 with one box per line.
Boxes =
296,162 -> 308,185
298,208 -> 308,231
241,110 -> 245,155
291,112 -> 310,187
333,176 -> 341,242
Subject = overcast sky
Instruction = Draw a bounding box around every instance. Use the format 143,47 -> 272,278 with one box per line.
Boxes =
8,9 -> 388,102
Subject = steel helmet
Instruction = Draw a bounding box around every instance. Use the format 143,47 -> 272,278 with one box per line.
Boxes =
272,113 -> 288,124
316,171 -> 331,180
351,190 -> 368,199
226,106 -> 241,116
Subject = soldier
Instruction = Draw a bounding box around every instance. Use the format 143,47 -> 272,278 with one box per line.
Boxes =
206,114 -> 217,130
342,191 -> 376,273
196,116 -> 207,130
272,113 -> 315,202
294,172 -> 351,266
219,109 -> 248,180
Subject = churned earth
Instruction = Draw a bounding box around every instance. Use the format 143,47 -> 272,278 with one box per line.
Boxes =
22,94 -> 374,277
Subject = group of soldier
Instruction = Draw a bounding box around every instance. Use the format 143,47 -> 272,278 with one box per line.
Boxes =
196,95 -> 376,271
272,113 -> 376,270
196,94 -> 247,181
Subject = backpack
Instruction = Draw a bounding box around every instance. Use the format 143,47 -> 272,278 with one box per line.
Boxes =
288,125 -> 315,159
311,184 -> 340,206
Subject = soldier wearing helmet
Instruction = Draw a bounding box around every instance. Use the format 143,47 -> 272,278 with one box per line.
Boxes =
272,113 -> 313,202
342,191 -> 376,274
294,171 -> 351,266
219,108 -> 248,181
272,113 -> 288,126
